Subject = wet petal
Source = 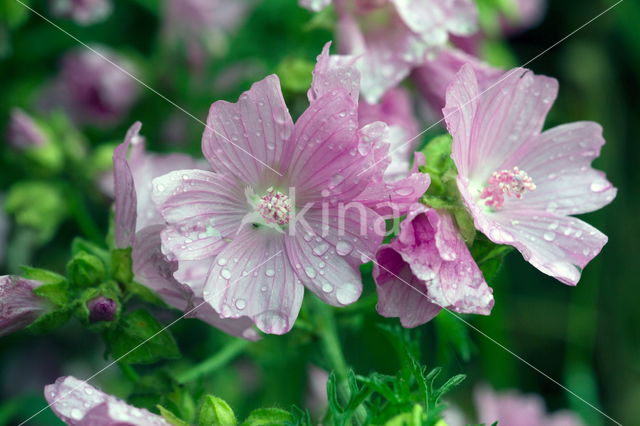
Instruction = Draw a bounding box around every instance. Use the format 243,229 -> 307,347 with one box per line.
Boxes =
113,122 -> 141,249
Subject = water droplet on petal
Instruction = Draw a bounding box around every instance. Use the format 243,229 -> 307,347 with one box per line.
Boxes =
305,267 -> 317,279
590,179 -> 610,192
220,269 -> 232,279
322,283 -> 333,293
217,258 -> 228,266
265,269 -> 275,277
543,231 -> 556,241
336,282 -> 359,304
235,299 -> 246,310
336,240 -> 353,256
313,243 -> 330,256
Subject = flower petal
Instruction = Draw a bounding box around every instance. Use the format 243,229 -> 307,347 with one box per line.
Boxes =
445,65 -> 558,182
202,75 -> 293,187
203,228 -> 303,335
374,246 -> 441,328
488,211 -> 608,285
392,0 -> 478,38
44,376 -> 169,425
308,42 -> 360,105
152,169 -> 247,261
0,276 -> 46,337
113,122 -> 141,249
285,89 -> 372,203
413,48 -> 502,113
504,121 -> 616,215
284,206 -> 382,307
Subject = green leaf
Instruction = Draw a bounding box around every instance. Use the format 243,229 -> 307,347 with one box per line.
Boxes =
241,408 -> 294,426
435,313 -> 472,362
106,310 -> 180,365
20,266 -> 66,287
420,134 -> 453,177
199,395 -> 237,426
470,234 -> 513,282
277,57 -> 314,94
158,406 -> 189,426
27,307 -> 72,334
0,0 -> 31,29
67,250 -> 106,288
127,281 -> 168,306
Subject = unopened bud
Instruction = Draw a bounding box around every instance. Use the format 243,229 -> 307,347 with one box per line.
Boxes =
87,296 -> 117,323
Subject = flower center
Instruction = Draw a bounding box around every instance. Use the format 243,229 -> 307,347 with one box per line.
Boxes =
480,167 -> 536,210
256,188 -> 292,226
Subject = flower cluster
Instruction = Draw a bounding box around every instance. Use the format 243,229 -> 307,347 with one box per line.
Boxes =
0,0 -> 618,424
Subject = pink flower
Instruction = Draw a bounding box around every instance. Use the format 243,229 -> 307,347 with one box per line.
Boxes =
163,0 -> 250,69
373,204 -> 493,327
474,385 -> 584,426
300,0 -> 478,103
113,123 -> 258,340
151,43 -> 429,335
45,376 -> 170,425
58,47 -> 140,126
358,87 -> 420,179
0,276 -> 49,337
444,65 -> 616,285
412,48 -> 503,115
50,0 -> 112,25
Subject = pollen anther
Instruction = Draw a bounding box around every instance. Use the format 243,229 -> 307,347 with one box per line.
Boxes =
256,188 -> 292,226
480,167 -> 536,209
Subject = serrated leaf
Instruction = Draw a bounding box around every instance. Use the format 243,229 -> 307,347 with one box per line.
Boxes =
111,247 -> 133,285
106,310 -> 180,365
20,266 -> 66,286
32,281 -> 70,306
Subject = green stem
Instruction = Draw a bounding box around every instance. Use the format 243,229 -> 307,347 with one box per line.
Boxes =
63,183 -> 102,244
176,339 -> 249,384
313,297 -> 366,424
118,362 -> 140,383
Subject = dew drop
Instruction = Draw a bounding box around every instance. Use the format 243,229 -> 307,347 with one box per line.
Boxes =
217,258 -> 228,266
305,267 -> 317,278
313,243 -> 330,256
543,231 -> 556,241
590,179 -> 610,192
322,283 -> 333,293
235,299 -> 246,310
220,269 -> 232,279
265,269 -> 275,277
336,240 -> 353,256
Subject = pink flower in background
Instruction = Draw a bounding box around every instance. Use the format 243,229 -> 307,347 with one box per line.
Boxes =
45,376 -> 170,425
113,123 -> 258,340
7,108 -> 47,150
444,65 -> 616,285
502,0 -> 547,35
163,0 -> 251,69
58,47 -> 140,126
300,0 -> 478,103
50,0 -> 112,25
151,42 -> 429,334
412,48 -> 503,114
373,204 -> 493,327
474,385 -> 584,426
358,87 -> 420,179
0,276 -> 49,337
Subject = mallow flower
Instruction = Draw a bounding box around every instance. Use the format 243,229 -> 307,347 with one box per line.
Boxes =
45,376 -> 170,425
151,42 -> 430,334
0,276 -> 49,337
472,385 -> 584,426
163,0 -> 251,70
300,0 -> 478,103
444,65 -> 616,285
50,0 -> 112,25
373,204 -> 493,327
58,47 -> 140,126
113,123 -> 258,340
413,48 -> 502,114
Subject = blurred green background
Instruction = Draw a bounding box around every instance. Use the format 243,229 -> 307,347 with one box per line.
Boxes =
0,0 -> 638,424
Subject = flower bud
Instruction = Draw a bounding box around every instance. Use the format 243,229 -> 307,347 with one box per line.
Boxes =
87,296 -> 117,323
7,108 -> 47,150
0,276 -> 48,337
7,109 -> 64,173
199,395 -> 237,426
67,251 -> 106,287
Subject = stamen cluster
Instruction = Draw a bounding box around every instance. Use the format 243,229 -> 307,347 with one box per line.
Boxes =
256,188 -> 292,226
480,167 -> 536,209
